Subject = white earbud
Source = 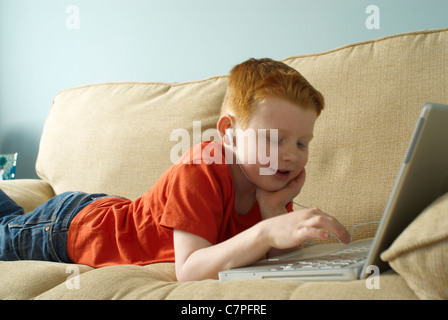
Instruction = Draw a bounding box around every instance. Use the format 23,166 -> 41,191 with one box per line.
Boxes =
225,127 -> 235,150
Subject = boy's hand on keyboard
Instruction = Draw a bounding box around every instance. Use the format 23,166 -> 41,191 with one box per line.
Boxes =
263,207 -> 350,249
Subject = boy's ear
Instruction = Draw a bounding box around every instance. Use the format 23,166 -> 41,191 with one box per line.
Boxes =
217,114 -> 234,143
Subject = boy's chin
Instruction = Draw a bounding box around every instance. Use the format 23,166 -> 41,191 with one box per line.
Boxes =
256,177 -> 289,192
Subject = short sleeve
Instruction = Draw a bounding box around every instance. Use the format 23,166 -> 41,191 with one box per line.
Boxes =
286,201 -> 294,212
159,162 -> 232,245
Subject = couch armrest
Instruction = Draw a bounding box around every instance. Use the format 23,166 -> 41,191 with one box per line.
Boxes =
0,179 -> 55,213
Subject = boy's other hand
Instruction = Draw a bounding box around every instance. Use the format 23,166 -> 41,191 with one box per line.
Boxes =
256,168 -> 306,219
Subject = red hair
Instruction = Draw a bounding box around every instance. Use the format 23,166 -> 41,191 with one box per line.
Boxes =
221,58 -> 324,128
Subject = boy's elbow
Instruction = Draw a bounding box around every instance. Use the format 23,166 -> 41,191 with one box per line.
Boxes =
175,264 -> 218,282
175,263 -> 197,282
176,269 -> 192,282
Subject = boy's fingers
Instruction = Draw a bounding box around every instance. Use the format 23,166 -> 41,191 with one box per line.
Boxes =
292,169 -> 306,186
284,169 -> 306,197
295,227 -> 331,243
297,208 -> 351,244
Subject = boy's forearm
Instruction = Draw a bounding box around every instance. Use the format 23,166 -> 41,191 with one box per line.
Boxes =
176,221 -> 271,281
176,207 -> 351,281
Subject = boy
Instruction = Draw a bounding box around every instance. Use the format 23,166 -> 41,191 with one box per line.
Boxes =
0,58 -> 350,281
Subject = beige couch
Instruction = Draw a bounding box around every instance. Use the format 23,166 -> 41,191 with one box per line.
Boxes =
1,28 -> 447,300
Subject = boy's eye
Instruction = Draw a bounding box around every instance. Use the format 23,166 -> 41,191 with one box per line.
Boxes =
276,137 -> 284,146
297,141 -> 308,149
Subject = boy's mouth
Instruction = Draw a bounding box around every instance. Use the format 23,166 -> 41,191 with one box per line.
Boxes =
274,169 -> 290,180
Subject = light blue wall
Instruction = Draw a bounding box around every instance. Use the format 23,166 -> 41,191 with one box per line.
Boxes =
1,0 -> 447,179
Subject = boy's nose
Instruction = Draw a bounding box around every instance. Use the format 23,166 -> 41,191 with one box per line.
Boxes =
280,145 -> 300,163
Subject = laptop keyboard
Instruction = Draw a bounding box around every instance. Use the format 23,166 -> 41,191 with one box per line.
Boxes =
271,242 -> 371,271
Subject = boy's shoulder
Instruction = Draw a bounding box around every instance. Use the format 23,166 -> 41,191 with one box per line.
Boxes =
176,140 -> 229,167
155,141 -> 234,204
161,140 -> 231,186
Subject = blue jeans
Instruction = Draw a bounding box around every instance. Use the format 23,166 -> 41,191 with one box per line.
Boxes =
0,189 -> 109,263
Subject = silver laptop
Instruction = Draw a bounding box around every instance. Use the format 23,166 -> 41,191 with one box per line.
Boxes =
219,102 -> 448,282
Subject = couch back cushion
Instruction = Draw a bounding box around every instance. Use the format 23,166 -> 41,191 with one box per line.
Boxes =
36,77 -> 227,199
37,28 -> 448,239
284,28 -> 448,238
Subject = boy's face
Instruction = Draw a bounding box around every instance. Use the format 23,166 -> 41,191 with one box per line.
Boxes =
236,97 -> 317,192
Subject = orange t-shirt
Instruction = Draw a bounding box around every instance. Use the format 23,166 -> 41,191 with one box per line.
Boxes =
67,141 -> 292,268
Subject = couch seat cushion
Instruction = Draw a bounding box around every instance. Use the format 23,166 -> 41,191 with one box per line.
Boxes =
0,260 -> 417,300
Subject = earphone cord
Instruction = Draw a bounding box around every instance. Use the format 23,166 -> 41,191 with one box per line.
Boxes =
292,201 -> 380,244
238,163 -> 255,184
230,139 -> 256,184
